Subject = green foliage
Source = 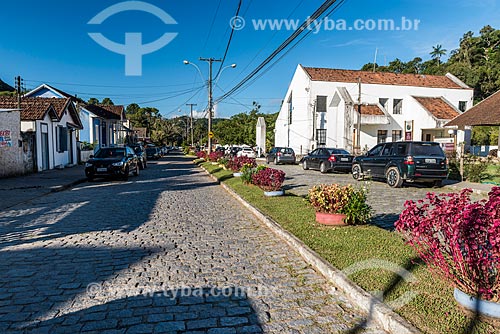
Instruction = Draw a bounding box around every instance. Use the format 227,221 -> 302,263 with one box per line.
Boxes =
213,102 -> 278,149
362,25 -> 500,101
101,97 -> 114,106
88,97 -> 99,105
463,156 -> 490,183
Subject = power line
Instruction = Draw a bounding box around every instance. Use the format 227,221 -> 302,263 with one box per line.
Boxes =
23,79 -> 198,89
214,0 -> 242,79
215,0 -> 347,104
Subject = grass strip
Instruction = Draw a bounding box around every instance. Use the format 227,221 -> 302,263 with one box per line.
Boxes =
201,162 -> 496,334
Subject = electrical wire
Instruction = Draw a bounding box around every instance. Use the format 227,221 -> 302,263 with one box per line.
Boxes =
23,79 -> 197,89
215,0 -> 347,104
214,0 -> 242,79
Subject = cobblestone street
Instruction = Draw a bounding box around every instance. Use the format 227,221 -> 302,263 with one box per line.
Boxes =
266,162 -> 486,230
0,155 -> 386,333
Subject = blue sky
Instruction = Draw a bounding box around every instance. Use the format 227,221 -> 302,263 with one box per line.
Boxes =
0,0 -> 498,118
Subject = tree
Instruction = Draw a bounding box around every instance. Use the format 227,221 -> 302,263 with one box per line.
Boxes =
101,97 -> 114,106
88,97 -> 99,105
430,44 -> 447,65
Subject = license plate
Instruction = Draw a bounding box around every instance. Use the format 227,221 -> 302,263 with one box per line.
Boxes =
425,158 -> 436,163
341,158 -> 349,162
97,167 -> 107,172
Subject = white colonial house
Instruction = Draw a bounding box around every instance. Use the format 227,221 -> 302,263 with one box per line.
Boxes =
25,84 -> 130,149
275,65 -> 474,155
0,96 -> 83,171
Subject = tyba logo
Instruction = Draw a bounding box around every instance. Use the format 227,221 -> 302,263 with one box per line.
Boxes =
88,1 -> 178,76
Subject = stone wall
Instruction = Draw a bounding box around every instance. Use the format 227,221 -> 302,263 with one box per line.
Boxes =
0,111 -> 24,178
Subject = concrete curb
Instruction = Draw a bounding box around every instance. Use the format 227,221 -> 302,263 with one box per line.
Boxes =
50,178 -> 88,193
199,165 -> 420,334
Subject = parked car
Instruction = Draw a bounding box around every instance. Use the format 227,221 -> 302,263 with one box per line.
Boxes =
266,147 -> 296,165
237,147 -> 256,158
129,144 -> 147,170
229,146 -> 242,157
302,148 -> 354,173
351,141 -> 448,188
85,146 -> 139,181
146,146 -> 161,160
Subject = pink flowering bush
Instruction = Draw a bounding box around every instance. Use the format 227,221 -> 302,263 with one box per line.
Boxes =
227,156 -> 256,172
196,151 -> 207,159
208,151 -> 223,162
395,187 -> 500,302
251,168 -> 286,192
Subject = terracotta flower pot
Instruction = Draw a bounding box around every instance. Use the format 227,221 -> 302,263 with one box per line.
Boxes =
315,212 -> 347,226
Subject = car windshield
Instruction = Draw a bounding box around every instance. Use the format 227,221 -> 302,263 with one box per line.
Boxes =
412,143 -> 445,156
94,148 -> 125,158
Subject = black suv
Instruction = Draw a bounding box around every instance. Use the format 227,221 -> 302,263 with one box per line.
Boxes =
352,141 -> 448,188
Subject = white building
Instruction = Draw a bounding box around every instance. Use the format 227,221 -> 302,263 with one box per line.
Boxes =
275,65 -> 474,155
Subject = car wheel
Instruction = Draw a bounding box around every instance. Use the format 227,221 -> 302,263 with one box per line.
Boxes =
320,162 -> 328,174
274,157 -> 278,165
122,167 -> 129,181
302,160 -> 309,170
352,164 -> 363,181
433,180 -> 443,188
133,165 -> 139,176
386,167 -> 403,188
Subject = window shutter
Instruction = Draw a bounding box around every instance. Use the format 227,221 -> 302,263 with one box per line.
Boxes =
60,127 -> 68,152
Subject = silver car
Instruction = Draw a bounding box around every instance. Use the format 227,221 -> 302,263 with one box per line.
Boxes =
266,147 -> 296,165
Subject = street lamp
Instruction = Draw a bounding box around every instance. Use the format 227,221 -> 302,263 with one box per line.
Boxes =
214,64 -> 237,84
183,58 -> 236,153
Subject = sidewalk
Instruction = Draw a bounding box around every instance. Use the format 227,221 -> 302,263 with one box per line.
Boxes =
0,165 -> 87,211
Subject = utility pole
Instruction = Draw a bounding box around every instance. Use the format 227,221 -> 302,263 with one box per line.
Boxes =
356,77 -> 362,155
199,57 -> 222,154
186,103 -> 197,147
15,76 -> 22,110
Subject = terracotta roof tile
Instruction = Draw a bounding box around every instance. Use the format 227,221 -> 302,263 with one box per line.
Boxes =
413,96 -> 459,120
99,105 -> 125,118
354,104 -> 385,116
85,104 -> 125,120
303,67 -> 468,89
446,90 -> 500,127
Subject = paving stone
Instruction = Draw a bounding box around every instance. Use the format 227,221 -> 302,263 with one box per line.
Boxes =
0,156 -> 387,334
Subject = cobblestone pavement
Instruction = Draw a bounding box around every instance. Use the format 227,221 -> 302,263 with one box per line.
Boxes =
264,162 -> 486,230
0,155 -> 386,333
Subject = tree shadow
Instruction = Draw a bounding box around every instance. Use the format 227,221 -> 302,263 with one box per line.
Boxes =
20,287 -> 263,333
344,256 -> 421,333
368,214 -> 401,231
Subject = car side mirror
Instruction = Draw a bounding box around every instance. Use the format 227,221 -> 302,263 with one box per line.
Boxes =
89,155 -> 94,159
364,152 -> 369,156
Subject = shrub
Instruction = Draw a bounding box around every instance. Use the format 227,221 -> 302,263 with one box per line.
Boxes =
227,156 -> 256,172
208,151 -> 223,162
196,151 -> 207,159
251,168 -> 286,192
463,155 -> 489,183
307,184 -> 372,225
218,157 -> 228,167
241,165 -> 266,185
395,187 -> 500,302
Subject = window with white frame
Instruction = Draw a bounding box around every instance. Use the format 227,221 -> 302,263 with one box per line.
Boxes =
459,101 -> 467,112
393,99 -> 403,114
379,98 -> 389,110
377,130 -> 388,144
316,129 -> 327,146
392,130 -> 402,142
316,95 -> 327,113
56,126 -> 68,153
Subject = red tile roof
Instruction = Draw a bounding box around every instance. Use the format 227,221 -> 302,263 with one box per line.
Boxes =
0,97 -> 82,129
302,66 -> 469,89
446,90 -> 500,127
99,105 -> 125,119
413,96 -> 460,120
354,104 -> 385,116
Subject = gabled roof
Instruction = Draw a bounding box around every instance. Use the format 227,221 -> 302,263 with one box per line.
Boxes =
25,83 -> 87,104
99,104 -> 125,119
301,66 -> 470,90
85,104 -> 122,120
446,90 -> 500,127
412,96 -> 460,120
0,79 -> 15,92
354,104 -> 385,116
0,97 -> 82,128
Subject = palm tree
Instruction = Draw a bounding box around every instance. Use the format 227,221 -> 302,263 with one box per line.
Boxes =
430,44 -> 447,65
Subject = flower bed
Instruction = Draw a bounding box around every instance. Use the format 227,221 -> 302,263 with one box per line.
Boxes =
251,167 -> 285,192
227,156 -> 256,172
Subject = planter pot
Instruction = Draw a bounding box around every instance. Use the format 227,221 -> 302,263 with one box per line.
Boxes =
264,190 -> 284,197
315,212 -> 347,226
233,172 -> 242,177
454,288 -> 500,319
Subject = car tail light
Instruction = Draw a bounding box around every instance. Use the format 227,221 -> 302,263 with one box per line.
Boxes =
404,156 -> 415,165
277,152 -> 282,156
445,158 -> 449,165
328,155 -> 337,162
